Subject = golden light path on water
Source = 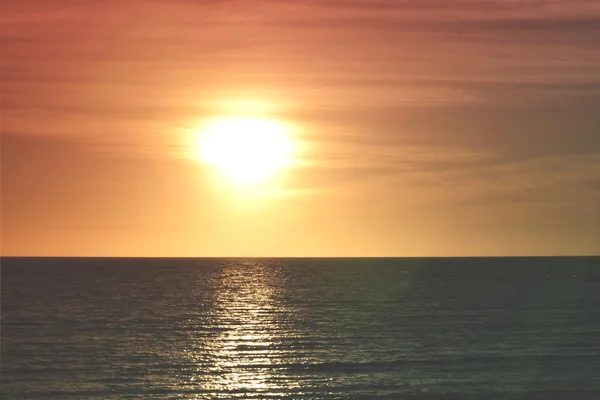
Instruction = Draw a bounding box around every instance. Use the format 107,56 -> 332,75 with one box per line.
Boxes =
207,263 -> 279,392
179,260 -> 306,397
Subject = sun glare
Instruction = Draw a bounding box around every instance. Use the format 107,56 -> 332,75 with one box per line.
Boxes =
196,117 -> 294,186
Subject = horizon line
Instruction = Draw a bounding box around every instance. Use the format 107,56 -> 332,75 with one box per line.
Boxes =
1,255 -> 598,259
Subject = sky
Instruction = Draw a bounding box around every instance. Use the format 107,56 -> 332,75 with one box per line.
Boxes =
2,0 -> 599,257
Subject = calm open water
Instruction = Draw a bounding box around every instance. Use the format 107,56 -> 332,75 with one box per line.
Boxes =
2,257 -> 600,399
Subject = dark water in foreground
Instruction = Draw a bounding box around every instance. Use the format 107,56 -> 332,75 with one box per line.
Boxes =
2,257 -> 600,399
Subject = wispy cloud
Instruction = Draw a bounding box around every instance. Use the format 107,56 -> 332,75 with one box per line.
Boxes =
2,0 -> 599,255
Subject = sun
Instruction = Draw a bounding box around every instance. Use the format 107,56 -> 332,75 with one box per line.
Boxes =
195,117 -> 294,186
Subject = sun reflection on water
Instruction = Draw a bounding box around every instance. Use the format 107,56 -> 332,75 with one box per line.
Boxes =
182,260 -> 293,396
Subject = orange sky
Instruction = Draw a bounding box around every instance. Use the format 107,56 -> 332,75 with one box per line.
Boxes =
2,0 -> 600,256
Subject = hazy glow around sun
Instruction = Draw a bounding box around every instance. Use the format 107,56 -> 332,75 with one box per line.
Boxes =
196,117 -> 295,186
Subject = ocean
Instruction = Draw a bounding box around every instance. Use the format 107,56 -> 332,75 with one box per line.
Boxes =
2,257 -> 599,399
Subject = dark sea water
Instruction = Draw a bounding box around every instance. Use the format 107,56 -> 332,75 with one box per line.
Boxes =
2,257 -> 600,399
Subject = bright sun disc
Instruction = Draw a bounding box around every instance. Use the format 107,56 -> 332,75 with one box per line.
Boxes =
196,117 -> 294,186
